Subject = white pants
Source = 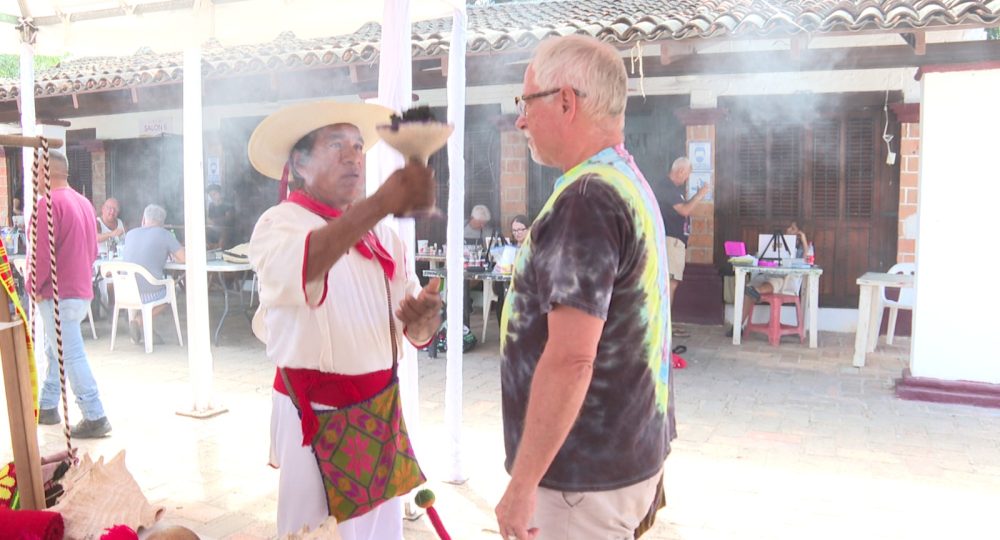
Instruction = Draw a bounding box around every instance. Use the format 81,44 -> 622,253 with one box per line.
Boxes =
271,393 -> 404,539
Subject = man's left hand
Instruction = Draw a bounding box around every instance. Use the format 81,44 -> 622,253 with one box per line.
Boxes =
495,482 -> 539,540
396,277 -> 442,342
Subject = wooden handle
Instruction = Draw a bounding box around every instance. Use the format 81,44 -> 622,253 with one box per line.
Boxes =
0,135 -> 64,149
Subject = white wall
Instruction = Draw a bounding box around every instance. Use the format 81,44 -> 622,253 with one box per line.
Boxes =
911,68 -> 1000,383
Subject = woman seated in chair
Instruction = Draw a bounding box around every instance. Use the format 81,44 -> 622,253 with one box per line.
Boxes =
728,222 -> 808,336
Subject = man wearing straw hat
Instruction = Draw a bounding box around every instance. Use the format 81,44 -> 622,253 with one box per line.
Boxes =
247,100 -> 442,538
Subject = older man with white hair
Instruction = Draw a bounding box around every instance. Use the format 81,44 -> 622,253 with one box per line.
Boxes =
662,156 -> 710,338
121,203 -> 186,345
496,34 -> 676,539
464,203 -> 495,245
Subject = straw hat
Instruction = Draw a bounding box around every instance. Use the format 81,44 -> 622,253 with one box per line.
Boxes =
248,100 -> 394,180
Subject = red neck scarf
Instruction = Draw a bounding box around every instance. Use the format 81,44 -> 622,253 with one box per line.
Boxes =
285,190 -> 395,279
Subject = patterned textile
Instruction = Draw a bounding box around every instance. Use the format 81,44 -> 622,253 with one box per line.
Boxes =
306,378 -> 424,522
0,244 -> 38,422
0,463 -> 16,509
500,145 -> 673,492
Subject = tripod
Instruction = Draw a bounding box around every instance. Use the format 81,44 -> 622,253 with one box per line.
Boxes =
760,230 -> 791,262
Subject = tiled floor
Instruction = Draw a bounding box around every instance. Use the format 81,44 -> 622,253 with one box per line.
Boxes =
3,308 -> 999,539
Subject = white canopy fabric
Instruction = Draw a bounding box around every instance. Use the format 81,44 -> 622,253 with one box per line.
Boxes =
0,0 -> 455,56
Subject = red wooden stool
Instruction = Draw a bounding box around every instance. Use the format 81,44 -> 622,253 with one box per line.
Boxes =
745,293 -> 805,346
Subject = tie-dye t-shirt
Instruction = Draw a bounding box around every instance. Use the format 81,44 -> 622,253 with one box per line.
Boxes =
500,145 -> 675,492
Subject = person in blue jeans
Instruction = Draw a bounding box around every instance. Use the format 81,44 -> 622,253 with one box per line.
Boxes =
29,151 -> 110,438
38,299 -> 108,436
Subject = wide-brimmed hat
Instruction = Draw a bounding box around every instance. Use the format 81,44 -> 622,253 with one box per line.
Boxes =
247,100 -> 394,180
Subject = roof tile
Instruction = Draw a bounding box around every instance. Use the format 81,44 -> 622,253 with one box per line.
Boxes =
2,0 -> 998,100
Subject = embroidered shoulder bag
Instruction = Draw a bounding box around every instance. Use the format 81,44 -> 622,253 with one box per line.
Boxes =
280,273 -> 425,522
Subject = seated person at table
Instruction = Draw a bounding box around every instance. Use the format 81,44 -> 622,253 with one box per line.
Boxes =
206,184 -> 235,250
728,222 -> 808,336
121,204 -> 186,345
96,197 -> 126,256
463,204 -> 495,245
95,197 -> 126,310
491,214 -> 530,324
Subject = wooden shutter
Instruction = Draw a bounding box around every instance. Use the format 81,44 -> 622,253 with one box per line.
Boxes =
845,117 -> 875,218
811,120 -> 840,218
67,146 -> 93,201
737,127 -> 766,218
769,125 -> 801,219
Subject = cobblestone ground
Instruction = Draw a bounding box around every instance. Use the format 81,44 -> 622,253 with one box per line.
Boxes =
3,308 -> 999,539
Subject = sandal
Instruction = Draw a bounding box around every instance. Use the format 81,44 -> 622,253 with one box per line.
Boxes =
672,327 -> 690,338
672,345 -> 687,355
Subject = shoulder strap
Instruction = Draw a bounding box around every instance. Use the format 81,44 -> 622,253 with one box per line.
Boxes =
383,272 -> 399,374
278,367 -> 302,411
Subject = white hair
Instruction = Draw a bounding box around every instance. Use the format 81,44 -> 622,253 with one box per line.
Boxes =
530,35 -> 627,122
47,150 -> 68,176
471,204 -> 491,222
671,157 -> 692,174
143,204 -> 167,225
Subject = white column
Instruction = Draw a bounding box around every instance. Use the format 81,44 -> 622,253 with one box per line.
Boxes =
443,5 -> 468,484
910,68 -> 1000,384
179,46 -> 224,417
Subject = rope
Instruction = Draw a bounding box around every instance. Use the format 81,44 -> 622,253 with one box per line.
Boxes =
29,138 -> 72,453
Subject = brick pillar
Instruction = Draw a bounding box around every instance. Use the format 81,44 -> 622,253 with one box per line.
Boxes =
499,121 -> 528,236
84,141 -> 107,206
674,108 -> 727,264
891,103 -> 920,264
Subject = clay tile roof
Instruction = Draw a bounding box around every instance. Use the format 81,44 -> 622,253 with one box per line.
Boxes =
2,0 -> 998,101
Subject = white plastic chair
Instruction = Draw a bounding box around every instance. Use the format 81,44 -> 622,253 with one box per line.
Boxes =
12,256 -> 98,340
881,262 -> 915,345
101,261 -> 183,353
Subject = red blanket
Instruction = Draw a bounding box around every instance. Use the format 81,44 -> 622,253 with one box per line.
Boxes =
0,508 -> 64,540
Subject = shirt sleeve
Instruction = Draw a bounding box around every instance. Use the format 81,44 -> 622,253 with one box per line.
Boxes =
529,175 -> 628,321
250,206 -> 327,308
165,230 -> 182,254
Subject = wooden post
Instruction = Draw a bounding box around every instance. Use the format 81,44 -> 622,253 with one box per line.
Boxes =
0,287 -> 45,510
0,135 -> 64,149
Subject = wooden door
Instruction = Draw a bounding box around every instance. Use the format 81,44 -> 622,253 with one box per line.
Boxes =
716,94 -> 900,307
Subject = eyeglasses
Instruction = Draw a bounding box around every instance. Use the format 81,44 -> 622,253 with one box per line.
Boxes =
512,227 -> 527,233
514,87 -> 586,117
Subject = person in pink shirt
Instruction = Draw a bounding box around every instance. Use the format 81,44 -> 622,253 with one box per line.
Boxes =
28,151 -> 111,439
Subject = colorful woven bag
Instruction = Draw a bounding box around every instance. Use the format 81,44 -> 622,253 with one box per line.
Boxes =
280,273 -> 425,522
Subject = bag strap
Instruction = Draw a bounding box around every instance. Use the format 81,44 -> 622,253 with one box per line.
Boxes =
278,366 -> 302,411
279,246 -> 399,409
383,271 -> 399,375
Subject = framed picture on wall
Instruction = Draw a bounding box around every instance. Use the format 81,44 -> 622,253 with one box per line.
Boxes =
688,141 -> 712,171
687,171 -> 713,202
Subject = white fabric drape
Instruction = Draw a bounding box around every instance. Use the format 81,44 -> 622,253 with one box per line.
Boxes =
372,0 -> 423,458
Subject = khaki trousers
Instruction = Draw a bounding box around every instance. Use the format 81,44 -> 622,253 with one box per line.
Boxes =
529,470 -> 662,540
